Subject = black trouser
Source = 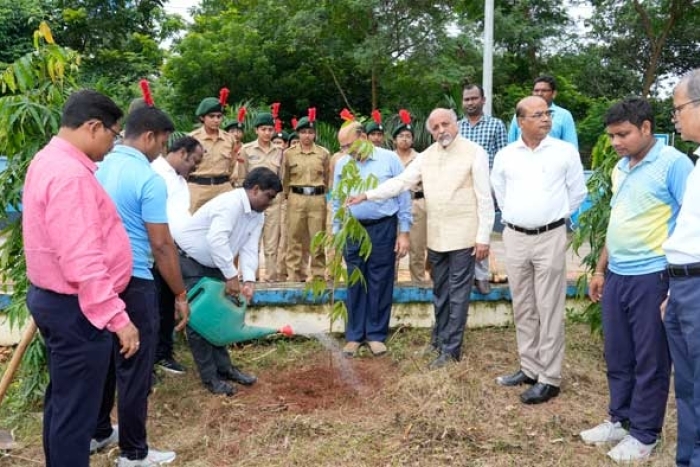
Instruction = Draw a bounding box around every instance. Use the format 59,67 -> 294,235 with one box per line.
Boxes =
27,285 -> 113,467
428,248 -> 475,360
94,277 -> 159,461
178,253 -> 235,384
152,267 -> 175,362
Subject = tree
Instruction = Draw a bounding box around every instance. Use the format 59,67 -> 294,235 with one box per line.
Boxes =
0,23 -> 80,410
0,0 -> 50,67
589,0 -> 700,97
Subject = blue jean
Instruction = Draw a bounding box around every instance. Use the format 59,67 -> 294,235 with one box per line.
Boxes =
344,215 -> 397,343
28,285 -> 113,467
665,274 -> 700,466
601,271 -> 670,445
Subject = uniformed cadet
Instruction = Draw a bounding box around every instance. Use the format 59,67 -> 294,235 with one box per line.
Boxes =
365,109 -> 385,148
284,111 -> 331,281
393,110 -> 429,284
238,112 -> 285,282
224,107 -> 247,187
188,93 -> 236,212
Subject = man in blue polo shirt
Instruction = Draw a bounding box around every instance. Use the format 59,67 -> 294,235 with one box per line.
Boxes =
333,121 -> 411,358
93,106 -> 190,466
581,98 -> 693,463
508,75 -> 578,148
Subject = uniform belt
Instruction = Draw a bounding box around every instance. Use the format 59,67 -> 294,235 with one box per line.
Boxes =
505,218 -> 565,235
358,214 -> 397,227
189,175 -> 230,185
290,186 -> 325,196
667,263 -> 700,277
412,191 -> 425,200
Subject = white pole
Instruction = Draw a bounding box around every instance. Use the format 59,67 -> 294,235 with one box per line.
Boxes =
483,0 -> 494,116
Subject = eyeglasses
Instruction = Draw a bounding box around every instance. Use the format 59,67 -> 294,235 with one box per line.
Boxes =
671,99 -> 700,118
521,110 -> 554,120
105,126 -> 120,140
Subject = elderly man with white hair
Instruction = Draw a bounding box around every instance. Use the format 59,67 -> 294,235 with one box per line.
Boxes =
348,108 -> 494,369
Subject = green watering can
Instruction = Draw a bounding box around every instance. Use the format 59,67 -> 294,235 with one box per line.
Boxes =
187,277 -> 293,346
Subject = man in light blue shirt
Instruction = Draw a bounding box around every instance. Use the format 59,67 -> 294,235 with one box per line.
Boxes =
508,75 -> 578,148
94,106 -> 189,466
333,121 -> 412,358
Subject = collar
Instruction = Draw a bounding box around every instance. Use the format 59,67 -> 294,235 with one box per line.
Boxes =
50,136 -> 98,173
108,144 -> 151,165
514,135 -> 556,151
152,156 -> 178,176
617,139 -> 663,172
192,126 -> 226,142
460,115 -> 487,127
240,188 -> 253,214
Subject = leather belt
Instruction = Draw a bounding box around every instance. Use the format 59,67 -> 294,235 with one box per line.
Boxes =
668,263 -> 700,277
290,185 -> 325,196
505,218 -> 565,235
412,191 -> 424,200
358,214 -> 396,227
189,175 -> 230,185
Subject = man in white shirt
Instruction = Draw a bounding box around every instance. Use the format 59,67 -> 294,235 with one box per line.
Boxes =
662,68 -> 700,467
150,134 -> 204,374
173,167 -> 282,396
348,108 -> 494,369
491,96 -> 586,405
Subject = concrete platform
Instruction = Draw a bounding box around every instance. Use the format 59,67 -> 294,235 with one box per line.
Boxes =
0,233 -> 592,344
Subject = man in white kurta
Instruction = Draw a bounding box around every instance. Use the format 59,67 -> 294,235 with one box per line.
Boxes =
491,96 -> 586,405
348,108 -> 494,369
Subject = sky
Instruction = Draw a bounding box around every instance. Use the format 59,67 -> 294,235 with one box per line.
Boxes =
163,0 -> 200,22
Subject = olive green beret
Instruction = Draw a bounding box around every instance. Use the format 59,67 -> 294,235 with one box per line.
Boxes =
223,119 -> 244,131
392,123 -> 414,139
295,117 -> 314,131
254,112 -> 274,128
365,121 -> 384,134
196,97 -> 222,117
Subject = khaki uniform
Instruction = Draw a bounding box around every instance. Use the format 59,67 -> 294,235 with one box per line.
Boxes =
188,127 -> 235,213
284,143 -> 330,281
398,149 -> 428,283
239,141 -> 285,281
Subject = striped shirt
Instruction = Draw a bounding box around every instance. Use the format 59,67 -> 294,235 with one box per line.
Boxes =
458,114 -> 507,168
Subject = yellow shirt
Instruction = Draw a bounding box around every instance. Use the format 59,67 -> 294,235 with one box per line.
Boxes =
283,143 -> 330,192
189,126 -> 235,177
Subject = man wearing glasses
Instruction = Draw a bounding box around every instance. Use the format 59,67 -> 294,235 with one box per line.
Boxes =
508,75 -> 578,149
662,68 -> 700,467
492,96 -> 586,405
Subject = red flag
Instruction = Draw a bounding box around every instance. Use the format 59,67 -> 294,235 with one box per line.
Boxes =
308,107 -> 316,123
291,117 -> 298,129
274,118 -> 282,133
271,102 -> 281,119
372,109 -> 382,124
237,107 -> 247,123
399,109 -> 411,124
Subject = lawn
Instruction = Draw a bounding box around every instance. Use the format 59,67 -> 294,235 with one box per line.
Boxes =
0,323 -> 679,466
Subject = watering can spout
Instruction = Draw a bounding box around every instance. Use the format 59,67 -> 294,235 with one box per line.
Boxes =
279,325 -> 294,337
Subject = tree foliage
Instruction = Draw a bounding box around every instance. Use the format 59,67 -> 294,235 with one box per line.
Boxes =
0,22 -> 79,410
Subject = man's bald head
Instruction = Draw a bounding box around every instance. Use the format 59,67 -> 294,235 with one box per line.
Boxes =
426,108 -> 458,147
515,96 -> 552,145
338,121 -> 363,149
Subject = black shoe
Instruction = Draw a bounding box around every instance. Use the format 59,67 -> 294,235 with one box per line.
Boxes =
219,366 -> 257,386
204,379 -> 237,397
520,382 -> 560,404
428,353 -> 455,370
474,279 -> 492,295
495,369 -> 537,387
156,358 -> 185,375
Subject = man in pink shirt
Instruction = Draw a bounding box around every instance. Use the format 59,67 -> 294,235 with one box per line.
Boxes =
23,90 -> 139,467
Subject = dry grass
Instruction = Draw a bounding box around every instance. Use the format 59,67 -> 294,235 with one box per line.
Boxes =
0,324 -> 679,467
